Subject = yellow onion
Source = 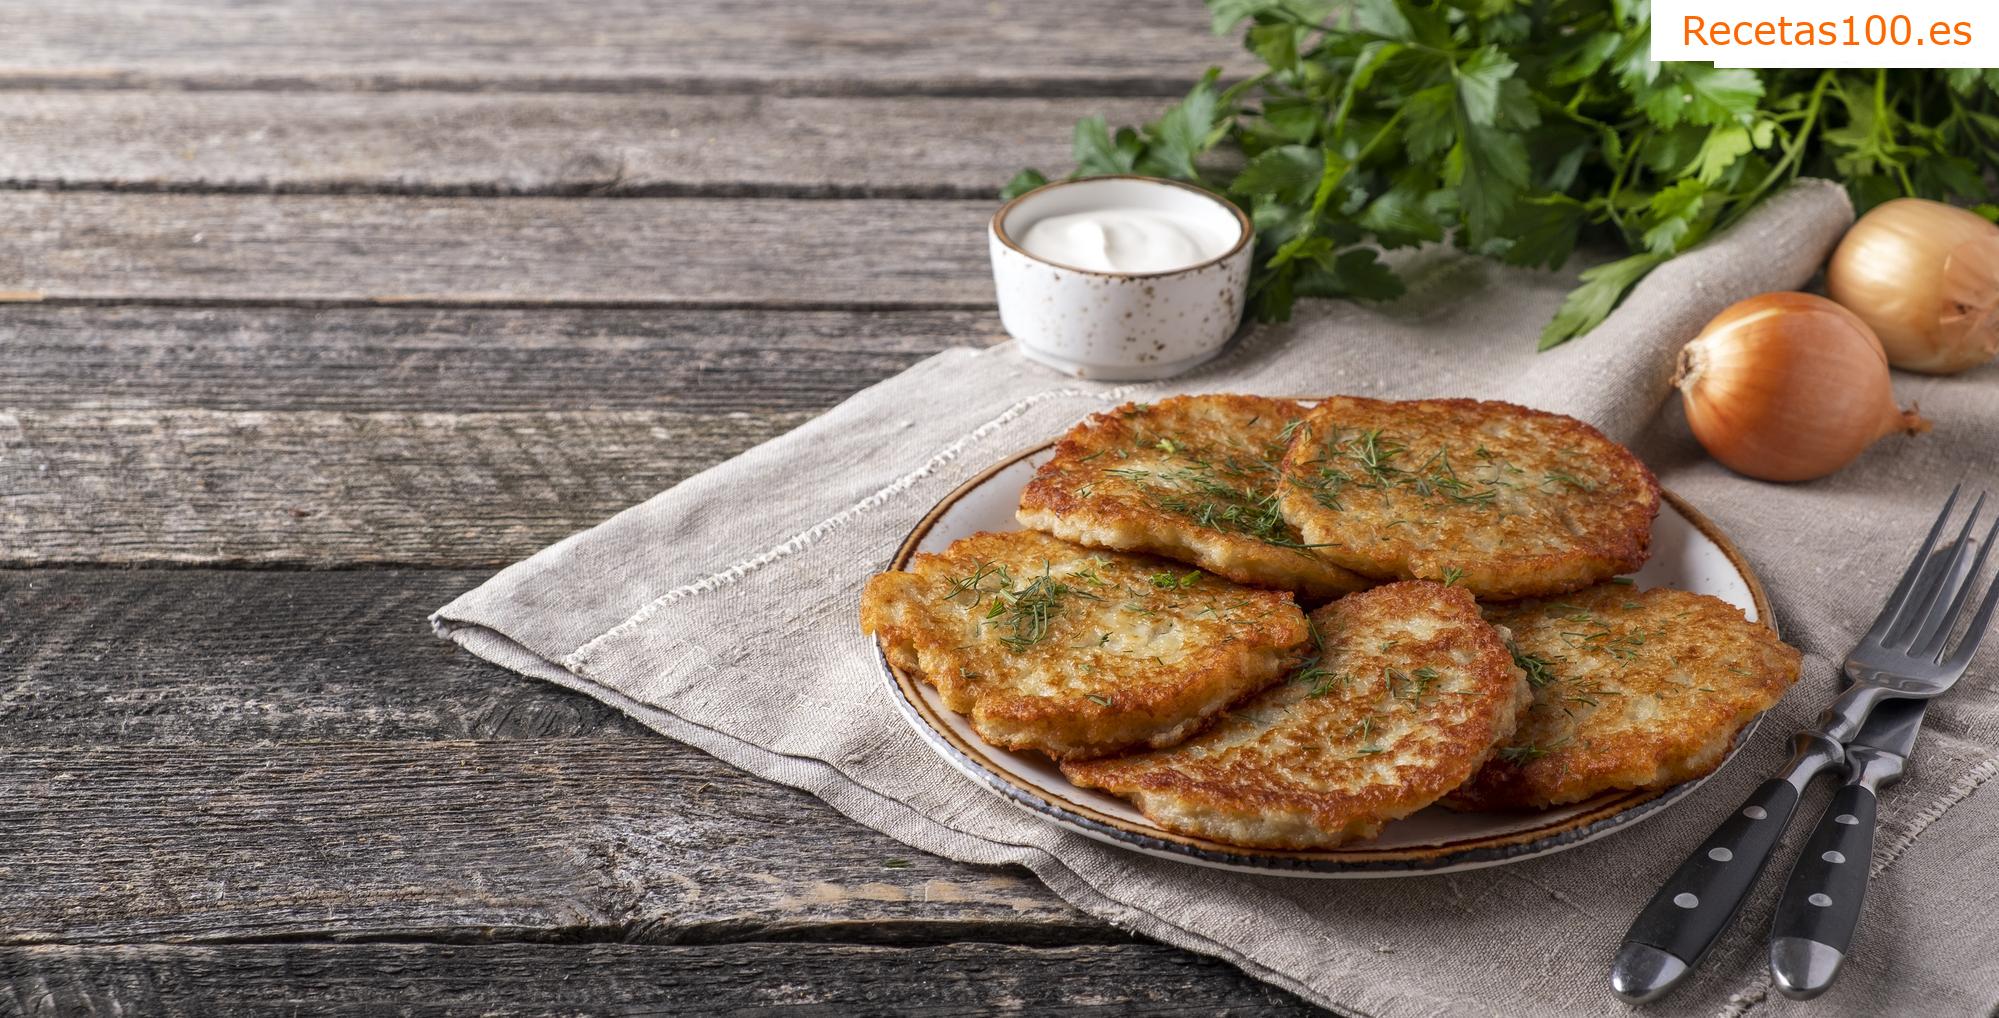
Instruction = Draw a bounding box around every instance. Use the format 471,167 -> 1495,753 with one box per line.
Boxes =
1674,292 -> 1929,483
1826,197 -> 1999,374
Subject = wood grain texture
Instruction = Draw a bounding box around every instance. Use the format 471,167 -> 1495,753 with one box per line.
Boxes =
0,943 -> 1325,1016
0,569 -> 632,745
0,193 -> 995,306
0,92 -> 1164,198
0,0 -> 1250,94
0,305 -> 1002,412
0,739 -> 1105,947
0,568 -> 1107,948
0,408 -> 816,566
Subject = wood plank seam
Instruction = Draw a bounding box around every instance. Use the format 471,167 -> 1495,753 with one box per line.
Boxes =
0,297 -> 1000,312
0,73 -> 1232,99
0,178 -> 1012,201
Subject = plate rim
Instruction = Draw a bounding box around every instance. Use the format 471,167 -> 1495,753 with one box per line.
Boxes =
875,435 -> 1777,876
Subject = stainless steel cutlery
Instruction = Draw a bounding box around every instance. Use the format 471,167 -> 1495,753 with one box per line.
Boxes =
1610,486 -> 1999,1003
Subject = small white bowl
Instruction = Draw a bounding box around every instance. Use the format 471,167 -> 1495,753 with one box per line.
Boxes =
989,176 -> 1254,381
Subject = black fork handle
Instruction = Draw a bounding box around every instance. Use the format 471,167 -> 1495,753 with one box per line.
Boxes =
1609,733 -> 1842,1003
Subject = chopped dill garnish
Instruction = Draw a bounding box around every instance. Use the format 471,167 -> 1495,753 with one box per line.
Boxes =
1140,465 -> 1326,550
940,560 -> 1010,604
1499,736 -> 1570,763
1440,565 -> 1465,587
943,560 -> 1103,652
1562,681 -> 1619,708
1296,665 -> 1349,698
1541,470 -> 1596,492
1074,483 -> 1095,499
1084,693 -> 1113,707
1348,715 -> 1386,755
1295,429 -> 1503,511
1387,665 -> 1442,704
1150,570 -> 1200,590
1511,646 -> 1559,688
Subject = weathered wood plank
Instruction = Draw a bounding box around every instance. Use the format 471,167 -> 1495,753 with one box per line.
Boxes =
0,569 -> 1103,946
0,193 -> 995,305
0,305 -> 1001,412
0,739 -> 1098,946
0,1 -> 1249,95
0,943 -> 1325,1016
0,569 -> 631,745
0,93 -> 1161,198
0,409 -> 811,566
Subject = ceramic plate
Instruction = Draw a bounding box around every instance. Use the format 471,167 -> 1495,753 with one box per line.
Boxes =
873,436 -> 1776,877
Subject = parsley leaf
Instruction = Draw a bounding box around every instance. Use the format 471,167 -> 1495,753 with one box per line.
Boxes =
1538,252 -> 1669,351
1008,4 -> 1999,348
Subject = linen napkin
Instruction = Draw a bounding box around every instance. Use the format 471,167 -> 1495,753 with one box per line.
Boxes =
434,180 -> 1999,1018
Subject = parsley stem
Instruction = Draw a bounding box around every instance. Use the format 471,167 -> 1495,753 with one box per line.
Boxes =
1721,69 -> 1834,234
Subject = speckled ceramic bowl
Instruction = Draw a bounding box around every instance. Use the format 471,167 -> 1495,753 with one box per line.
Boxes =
989,176 -> 1253,381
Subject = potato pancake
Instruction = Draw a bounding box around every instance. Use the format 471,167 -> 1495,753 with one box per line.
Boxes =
861,530 -> 1309,761
1018,395 -> 1373,600
1062,582 -> 1530,849
1446,583 -> 1801,812
1275,396 -> 1659,599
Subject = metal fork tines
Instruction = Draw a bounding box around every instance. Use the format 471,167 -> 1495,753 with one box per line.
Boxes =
1826,485 -> 1999,741
1611,484 -> 1999,1004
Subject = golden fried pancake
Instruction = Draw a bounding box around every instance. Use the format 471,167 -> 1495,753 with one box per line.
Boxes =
861,530 -> 1309,761
1446,583 -> 1801,812
1276,396 -> 1660,599
1062,582 -> 1531,849
1018,395 -> 1373,599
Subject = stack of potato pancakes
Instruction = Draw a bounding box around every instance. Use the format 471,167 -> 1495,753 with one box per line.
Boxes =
862,395 -> 1801,850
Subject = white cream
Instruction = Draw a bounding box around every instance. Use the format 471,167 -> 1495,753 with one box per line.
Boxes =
1017,207 -> 1237,274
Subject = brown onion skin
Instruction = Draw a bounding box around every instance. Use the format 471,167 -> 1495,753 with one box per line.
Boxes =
1675,292 -> 1928,483
1827,198 -> 1999,374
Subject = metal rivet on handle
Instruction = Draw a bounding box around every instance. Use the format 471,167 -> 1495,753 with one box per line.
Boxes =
1708,847 -> 1733,861
1744,806 -> 1768,820
1822,850 -> 1846,864
1673,893 -> 1699,909
1835,814 -> 1859,825
1809,893 -> 1833,907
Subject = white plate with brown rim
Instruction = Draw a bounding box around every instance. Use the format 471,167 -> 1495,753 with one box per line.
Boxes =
870,426 -> 1778,877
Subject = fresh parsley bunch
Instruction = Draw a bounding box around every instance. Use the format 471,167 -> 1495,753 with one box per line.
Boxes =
1003,0 -> 1999,348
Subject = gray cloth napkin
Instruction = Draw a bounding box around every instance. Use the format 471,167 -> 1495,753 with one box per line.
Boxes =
433,180 -> 1999,1018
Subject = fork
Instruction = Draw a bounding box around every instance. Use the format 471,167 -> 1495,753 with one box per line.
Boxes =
1609,486 -> 1999,1003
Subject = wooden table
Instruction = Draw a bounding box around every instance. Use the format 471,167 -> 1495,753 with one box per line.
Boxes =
0,3 -> 1332,1013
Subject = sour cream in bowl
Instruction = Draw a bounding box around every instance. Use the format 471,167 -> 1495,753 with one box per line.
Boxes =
990,176 -> 1253,381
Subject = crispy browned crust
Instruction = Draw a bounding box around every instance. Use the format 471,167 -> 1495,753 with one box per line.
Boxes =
1061,581 -> 1532,849
1445,584 -> 1801,812
1018,395 -> 1374,600
1275,396 -> 1661,599
860,530 -> 1310,761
